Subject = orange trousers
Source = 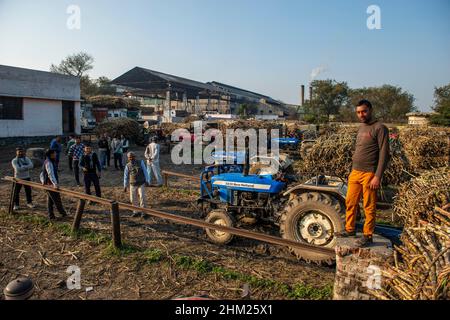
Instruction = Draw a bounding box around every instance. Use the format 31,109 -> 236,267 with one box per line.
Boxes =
345,169 -> 377,236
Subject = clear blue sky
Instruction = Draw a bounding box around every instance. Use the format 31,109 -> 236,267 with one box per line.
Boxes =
0,0 -> 449,110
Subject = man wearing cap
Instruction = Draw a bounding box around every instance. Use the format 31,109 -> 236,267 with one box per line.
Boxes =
123,151 -> 150,218
11,147 -> 35,210
144,136 -> 163,187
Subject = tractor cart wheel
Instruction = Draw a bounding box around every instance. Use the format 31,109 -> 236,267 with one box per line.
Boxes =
205,210 -> 235,245
280,192 -> 344,265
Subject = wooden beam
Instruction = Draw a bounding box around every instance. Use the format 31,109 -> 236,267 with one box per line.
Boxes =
110,202 -> 122,248
71,199 -> 86,232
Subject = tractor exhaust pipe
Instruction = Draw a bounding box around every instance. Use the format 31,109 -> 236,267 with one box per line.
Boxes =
243,137 -> 250,176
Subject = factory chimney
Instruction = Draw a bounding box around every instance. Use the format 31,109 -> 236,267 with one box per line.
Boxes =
309,86 -> 313,103
300,85 -> 305,106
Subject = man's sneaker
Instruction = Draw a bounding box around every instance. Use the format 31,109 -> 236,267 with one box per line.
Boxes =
59,211 -> 67,217
356,235 -> 373,247
27,203 -> 36,209
13,205 -> 20,211
334,230 -> 357,237
48,214 -> 56,220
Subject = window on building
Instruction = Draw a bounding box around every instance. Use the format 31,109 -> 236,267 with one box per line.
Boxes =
0,96 -> 23,120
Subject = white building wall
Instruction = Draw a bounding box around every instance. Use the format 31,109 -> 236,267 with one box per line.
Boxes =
74,101 -> 81,134
0,98 -> 62,137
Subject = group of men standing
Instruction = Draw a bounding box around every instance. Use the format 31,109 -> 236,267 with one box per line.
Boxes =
12,134 -> 163,220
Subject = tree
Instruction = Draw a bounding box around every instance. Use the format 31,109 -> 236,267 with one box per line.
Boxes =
50,52 -> 94,77
50,53 -> 116,98
309,79 -> 349,121
237,103 -> 258,119
95,76 -> 116,95
347,85 -> 416,123
430,84 -> 450,126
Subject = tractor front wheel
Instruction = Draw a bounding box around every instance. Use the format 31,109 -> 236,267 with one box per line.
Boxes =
205,210 -> 235,245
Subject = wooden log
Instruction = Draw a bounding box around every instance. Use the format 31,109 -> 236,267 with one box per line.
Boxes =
110,202 -> 122,248
71,199 -> 86,232
8,182 -> 16,214
163,172 -> 169,188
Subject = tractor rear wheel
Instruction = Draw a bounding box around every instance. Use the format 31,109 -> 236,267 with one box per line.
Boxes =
280,192 -> 344,265
205,210 -> 235,245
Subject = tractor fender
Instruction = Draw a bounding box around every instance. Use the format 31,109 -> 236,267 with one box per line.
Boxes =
283,184 -> 346,203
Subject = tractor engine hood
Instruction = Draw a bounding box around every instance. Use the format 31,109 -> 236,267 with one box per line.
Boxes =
211,173 -> 286,194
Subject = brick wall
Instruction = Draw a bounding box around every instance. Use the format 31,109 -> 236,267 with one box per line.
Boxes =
333,235 -> 393,300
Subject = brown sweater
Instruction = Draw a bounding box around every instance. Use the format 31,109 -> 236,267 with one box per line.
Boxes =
352,120 -> 390,178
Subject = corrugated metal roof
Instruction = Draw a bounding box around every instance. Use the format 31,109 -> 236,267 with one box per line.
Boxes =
208,81 -> 280,105
111,67 -> 219,93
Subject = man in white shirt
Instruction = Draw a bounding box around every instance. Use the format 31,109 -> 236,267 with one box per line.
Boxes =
144,136 -> 163,186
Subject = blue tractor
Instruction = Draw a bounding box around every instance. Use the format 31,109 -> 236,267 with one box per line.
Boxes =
199,151 -> 348,264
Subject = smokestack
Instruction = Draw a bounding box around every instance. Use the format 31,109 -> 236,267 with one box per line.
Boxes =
309,86 -> 313,103
300,85 -> 305,106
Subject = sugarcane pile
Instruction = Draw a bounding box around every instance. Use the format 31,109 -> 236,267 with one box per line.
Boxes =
294,128 -> 357,180
218,120 -> 283,132
301,130 -> 319,140
87,95 -> 141,109
370,168 -> 450,300
399,127 -> 450,172
294,127 -> 412,185
160,123 -> 190,137
94,118 -> 142,143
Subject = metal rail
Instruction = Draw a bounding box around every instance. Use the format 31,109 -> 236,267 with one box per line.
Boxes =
162,170 -> 200,188
2,176 -> 335,257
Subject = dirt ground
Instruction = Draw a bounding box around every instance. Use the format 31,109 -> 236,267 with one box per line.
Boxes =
0,142 -> 340,300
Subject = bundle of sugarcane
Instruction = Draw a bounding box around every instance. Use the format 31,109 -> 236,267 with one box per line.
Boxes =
218,119 -> 283,132
399,127 -> 450,171
94,118 -> 142,143
294,130 -> 356,180
87,95 -> 140,109
301,130 -> 319,140
294,127 -> 411,185
393,167 -> 450,225
160,123 -> 190,136
370,168 -> 450,300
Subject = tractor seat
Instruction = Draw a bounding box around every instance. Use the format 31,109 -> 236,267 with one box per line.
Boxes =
249,162 -> 278,176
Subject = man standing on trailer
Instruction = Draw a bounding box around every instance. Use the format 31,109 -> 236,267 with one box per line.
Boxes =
336,99 -> 390,247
